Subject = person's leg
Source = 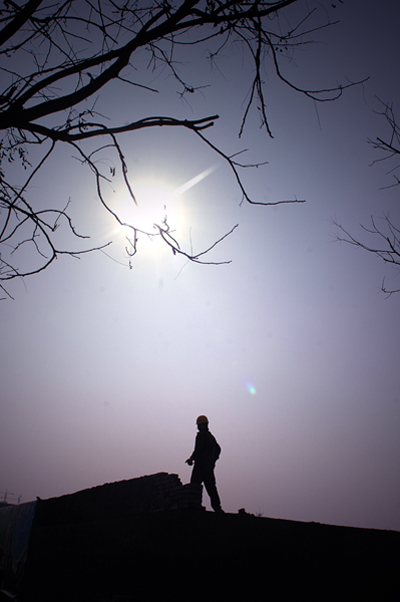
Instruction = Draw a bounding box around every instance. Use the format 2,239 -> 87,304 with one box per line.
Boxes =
203,469 -> 222,512
190,464 -> 203,485
190,464 -> 204,506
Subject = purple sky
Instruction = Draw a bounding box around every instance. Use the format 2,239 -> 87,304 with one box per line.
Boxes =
1,1 -> 400,530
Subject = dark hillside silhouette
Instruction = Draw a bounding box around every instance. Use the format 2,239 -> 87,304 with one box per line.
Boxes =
0,473 -> 398,601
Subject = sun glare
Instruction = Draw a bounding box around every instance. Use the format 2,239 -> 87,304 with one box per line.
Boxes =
108,165 -> 219,247
132,181 -> 173,230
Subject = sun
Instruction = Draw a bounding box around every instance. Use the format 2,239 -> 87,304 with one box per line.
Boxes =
130,180 -> 174,232
106,178 -> 175,244
108,165 -> 219,244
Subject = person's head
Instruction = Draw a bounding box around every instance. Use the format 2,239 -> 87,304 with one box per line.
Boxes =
196,415 -> 209,431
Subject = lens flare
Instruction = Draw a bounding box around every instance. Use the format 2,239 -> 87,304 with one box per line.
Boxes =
169,165 -> 218,199
242,376 -> 257,395
248,384 -> 257,395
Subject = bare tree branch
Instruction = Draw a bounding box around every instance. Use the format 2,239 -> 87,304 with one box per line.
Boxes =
334,99 -> 400,295
0,0 -> 364,296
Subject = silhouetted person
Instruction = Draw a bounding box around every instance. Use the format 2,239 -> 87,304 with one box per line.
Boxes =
186,415 -> 223,512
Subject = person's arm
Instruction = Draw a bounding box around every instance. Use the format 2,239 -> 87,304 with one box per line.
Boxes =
185,432 -> 205,464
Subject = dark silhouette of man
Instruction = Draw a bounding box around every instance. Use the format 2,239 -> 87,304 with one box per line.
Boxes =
186,415 -> 223,512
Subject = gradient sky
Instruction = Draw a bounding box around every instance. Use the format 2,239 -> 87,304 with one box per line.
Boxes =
1,1 -> 400,531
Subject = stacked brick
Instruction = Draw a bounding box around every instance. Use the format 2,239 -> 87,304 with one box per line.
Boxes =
177,482 -> 203,509
149,473 -> 203,511
32,473 -> 203,527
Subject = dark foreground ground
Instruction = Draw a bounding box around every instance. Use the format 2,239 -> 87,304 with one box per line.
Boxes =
22,510 -> 400,602
2,474 -> 399,602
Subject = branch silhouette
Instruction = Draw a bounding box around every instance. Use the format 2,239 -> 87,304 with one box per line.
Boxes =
334,100 -> 400,296
0,0 -> 365,296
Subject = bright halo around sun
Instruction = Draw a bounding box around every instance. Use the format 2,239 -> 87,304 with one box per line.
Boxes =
109,165 -> 219,248
131,180 -> 174,231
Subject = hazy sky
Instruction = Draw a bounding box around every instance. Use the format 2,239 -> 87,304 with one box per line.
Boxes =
1,1 -> 400,531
